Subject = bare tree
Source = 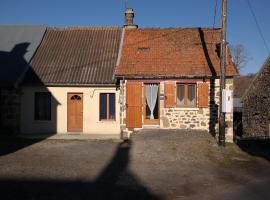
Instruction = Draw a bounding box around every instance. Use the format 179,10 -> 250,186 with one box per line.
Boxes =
229,44 -> 249,71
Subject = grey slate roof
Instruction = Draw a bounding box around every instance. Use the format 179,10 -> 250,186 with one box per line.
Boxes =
0,25 -> 46,87
24,27 -> 122,85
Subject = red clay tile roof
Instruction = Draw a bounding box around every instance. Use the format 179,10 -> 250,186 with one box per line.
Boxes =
24,27 -> 122,85
116,28 -> 238,78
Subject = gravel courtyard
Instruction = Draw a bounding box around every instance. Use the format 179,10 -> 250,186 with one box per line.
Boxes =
0,130 -> 270,200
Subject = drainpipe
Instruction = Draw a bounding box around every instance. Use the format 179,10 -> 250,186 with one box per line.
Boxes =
120,77 -> 125,137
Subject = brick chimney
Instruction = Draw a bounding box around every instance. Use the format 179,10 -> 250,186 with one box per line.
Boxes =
124,8 -> 138,29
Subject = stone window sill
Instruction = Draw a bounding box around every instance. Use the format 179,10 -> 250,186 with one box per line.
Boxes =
172,107 -> 200,111
98,120 -> 117,123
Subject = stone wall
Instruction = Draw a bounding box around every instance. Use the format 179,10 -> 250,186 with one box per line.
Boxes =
160,108 -> 210,130
0,88 -> 21,134
121,78 -> 234,142
242,59 -> 270,138
159,78 -> 234,142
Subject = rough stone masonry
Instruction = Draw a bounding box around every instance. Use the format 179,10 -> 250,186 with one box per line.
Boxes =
242,57 -> 270,138
159,78 -> 234,142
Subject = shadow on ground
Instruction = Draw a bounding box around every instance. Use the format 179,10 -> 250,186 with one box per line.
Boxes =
237,139 -> 270,161
0,139 -> 161,200
0,138 -> 44,157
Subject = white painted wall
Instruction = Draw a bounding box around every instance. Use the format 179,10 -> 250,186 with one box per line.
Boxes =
20,86 -> 121,135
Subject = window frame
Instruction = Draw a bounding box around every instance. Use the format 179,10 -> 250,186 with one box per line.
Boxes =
176,83 -> 197,108
99,93 -> 116,121
34,92 -> 51,121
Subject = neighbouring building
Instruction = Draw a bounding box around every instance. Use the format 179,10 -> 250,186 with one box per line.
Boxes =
233,75 -> 254,138
242,56 -> 270,138
21,27 -> 122,136
116,11 -> 238,141
0,25 -> 46,133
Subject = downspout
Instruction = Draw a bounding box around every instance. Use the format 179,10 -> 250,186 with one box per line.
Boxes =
120,77 -> 125,137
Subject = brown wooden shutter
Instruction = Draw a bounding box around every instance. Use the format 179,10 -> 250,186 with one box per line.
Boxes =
164,82 -> 176,108
126,82 -> 142,128
198,83 -> 209,108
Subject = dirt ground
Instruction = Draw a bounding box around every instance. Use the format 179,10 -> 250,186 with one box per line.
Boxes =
0,129 -> 270,200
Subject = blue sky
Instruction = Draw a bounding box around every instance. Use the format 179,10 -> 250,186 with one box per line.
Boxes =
0,0 -> 269,75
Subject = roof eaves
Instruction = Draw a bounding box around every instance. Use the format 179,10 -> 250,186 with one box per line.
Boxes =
115,74 -> 212,79
115,73 -> 238,79
24,82 -> 117,87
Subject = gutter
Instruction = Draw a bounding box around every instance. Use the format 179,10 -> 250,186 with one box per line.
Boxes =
115,74 -> 237,79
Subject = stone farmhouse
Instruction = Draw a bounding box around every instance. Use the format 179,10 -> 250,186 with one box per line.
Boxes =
0,8 -> 239,141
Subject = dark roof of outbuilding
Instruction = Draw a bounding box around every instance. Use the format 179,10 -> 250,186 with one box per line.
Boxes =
242,56 -> 270,100
24,27 -> 122,85
116,28 -> 238,78
0,25 -> 46,87
233,75 -> 255,98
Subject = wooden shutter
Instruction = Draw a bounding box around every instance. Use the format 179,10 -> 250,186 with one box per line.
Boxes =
164,82 -> 176,108
198,83 -> 209,108
126,82 -> 142,128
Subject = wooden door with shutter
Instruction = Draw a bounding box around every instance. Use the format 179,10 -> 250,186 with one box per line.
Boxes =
126,82 -> 142,128
67,93 -> 83,132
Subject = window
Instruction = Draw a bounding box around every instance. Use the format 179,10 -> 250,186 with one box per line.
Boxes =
70,95 -> 81,100
100,93 -> 115,120
35,92 -> 51,120
176,84 -> 196,107
138,47 -> 150,53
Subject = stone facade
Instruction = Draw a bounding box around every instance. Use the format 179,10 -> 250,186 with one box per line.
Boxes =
121,78 -> 234,142
242,57 -> 270,138
160,108 -> 210,130
0,88 -> 21,134
160,78 -> 234,142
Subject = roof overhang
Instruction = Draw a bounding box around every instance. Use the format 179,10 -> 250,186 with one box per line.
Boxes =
115,74 -> 237,79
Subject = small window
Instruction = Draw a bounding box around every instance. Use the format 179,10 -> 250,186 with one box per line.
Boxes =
35,92 -> 51,120
100,93 -> 115,120
176,84 -> 196,107
71,95 -> 81,100
138,47 -> 150,53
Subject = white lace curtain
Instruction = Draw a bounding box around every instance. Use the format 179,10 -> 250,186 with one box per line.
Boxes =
146,84 -> 158,119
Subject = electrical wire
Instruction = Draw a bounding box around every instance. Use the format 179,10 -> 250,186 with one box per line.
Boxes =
212,0 -> 218,29
211,0 -> 219,43
246,0 -> 270,55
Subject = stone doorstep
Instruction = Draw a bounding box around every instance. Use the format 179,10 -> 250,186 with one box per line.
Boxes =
142,125 -> 160,129
18,133 -> 121,140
